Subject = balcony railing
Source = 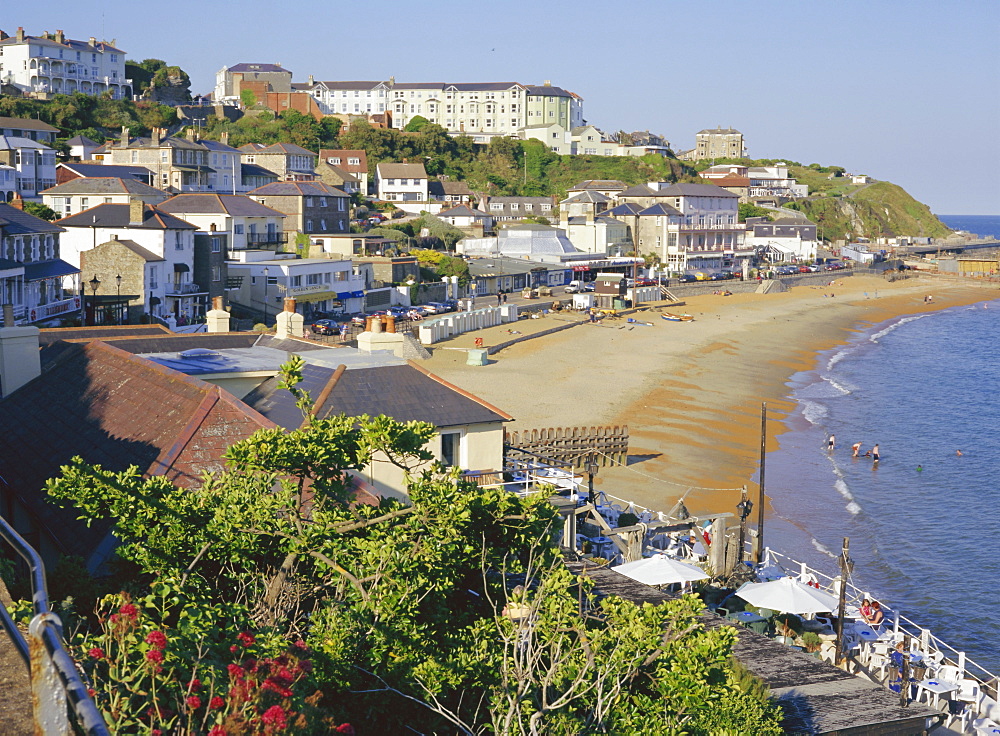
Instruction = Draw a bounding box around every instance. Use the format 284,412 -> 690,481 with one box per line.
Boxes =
245,232 -> 288,246
165,283 -> 206,295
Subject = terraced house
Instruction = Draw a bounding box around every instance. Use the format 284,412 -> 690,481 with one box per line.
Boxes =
0,27 -> 130,98
298,78 -> 583,142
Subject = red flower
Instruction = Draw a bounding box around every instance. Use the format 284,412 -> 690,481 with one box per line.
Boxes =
236,631 -> 255,648
88,647 -> 105,660
108,614 -> 120,625
186,695 -> 202,710
145,630 -> 168,650
152,730 -> 162,736
209,695 -> 225,710
226,664 -> 245,680
335,725 -> 355,735
145,649 -> 164,664
262,677 -> 293,698
208,726 -> 226,736
293,639 -> 308,651
188,678 -> 201,691
86,688 -> 96,698
261,705 -> 288,729
119,603 -> 138,619
229,644 -> 238,654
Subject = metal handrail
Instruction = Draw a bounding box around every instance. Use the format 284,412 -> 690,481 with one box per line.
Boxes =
0,514 -> 110,735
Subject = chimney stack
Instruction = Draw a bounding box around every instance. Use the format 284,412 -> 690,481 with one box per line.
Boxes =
151,127 -> 161,146
9,195 -> 24,211
89,36 -> 96,47
16,27 -> 25,43
205,296 -> 231,333
274,298 -> 304,339
186,127 -> 196,142
0,31 -> 9,41
55,29 -> 64,44
220,131 -> 229,146
308,75 -> 314,86
120,126 -> 130,148
129,198 -> 144,226
0,304 -> 42,398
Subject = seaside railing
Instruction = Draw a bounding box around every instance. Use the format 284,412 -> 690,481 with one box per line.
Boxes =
760,546 -> 998,699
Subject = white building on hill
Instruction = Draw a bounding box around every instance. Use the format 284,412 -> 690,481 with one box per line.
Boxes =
0,27 -> 129,98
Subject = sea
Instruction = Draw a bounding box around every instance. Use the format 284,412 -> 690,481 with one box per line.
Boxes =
764,214 -> 1000,676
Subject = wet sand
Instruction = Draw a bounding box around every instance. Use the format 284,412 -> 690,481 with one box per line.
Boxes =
424,275 -> 997,516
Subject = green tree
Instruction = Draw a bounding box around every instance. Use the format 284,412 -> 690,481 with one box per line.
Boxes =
403,115 -> 431,132
42,359 -> 781,735
22,201 -> 58,221
738,202 -> 773,222
240,89 -> 258,108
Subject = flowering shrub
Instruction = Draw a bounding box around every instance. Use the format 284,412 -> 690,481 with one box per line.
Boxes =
73,583 -> 349,734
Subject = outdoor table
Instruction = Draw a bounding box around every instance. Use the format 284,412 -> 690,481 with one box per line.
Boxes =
974,720 -> 1000,736
914,679 -> 960,710
729,611 -> 769,634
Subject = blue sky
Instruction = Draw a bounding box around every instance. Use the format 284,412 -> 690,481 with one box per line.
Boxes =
13,0 -> 1000,213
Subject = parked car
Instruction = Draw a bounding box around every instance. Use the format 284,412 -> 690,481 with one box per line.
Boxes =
824,261 -> 846,271
310,319 -> 340,336
564,280 -> 583,293
798,265 -> 812,273
423,301 -> 456,314
386,306 -> 410,318
406,306 -> 428,319
351,313 -> 372,325
678,274 -> 698,283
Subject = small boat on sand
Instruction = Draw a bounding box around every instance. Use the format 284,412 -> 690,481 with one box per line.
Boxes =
662,313 -> 695,322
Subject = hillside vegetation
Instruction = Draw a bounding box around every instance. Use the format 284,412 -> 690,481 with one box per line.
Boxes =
785,182 -> 951,240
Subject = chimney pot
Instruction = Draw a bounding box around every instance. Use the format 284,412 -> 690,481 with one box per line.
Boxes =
283,298 -> 296,313
2,304 -> 14,327
212,296 -> 223,310
9,195 -> 24,211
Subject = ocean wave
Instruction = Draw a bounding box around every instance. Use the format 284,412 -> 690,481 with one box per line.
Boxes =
827,348 -> 850,370
825,376 -> 853,395
801,399 -> 828,424
810,538 -> 837,558
870,314 -> 928,343
835,478 -> 854,501
845,501 -> 862,515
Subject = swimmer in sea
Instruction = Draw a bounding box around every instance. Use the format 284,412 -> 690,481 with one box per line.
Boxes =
852,442 -> 862,457
827,434 -> 836,451
872,444 -> 880,462
956,449 -> 963,457
917,465 -> 923,472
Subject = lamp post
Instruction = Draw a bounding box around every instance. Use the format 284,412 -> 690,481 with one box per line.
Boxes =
263,267 -> 269,325
115,274 -> 122,324
89,274 -> 101,326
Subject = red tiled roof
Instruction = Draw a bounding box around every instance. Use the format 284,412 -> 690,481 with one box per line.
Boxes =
0,341 -> 275,570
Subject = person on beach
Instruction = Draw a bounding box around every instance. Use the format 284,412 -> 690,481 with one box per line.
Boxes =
872,444 -> 880,462
497,291 -> 502,306
852,442 -> 862,457
827,434 -> 836,450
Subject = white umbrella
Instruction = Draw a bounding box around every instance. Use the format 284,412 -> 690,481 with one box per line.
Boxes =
735,576 -> 839,615
611,555 -> 709,586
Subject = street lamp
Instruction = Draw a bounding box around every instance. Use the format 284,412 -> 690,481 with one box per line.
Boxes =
89,275 -> 101,326
115,274 -> 122,324
263,267 -> 269,325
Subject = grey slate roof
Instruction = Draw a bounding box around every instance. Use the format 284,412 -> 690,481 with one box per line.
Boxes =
245,362 -> 512,430
158,193 -> 286,218
439,204 -> 489,218
0,135 -> 53,151
0,117 -> 59,133
637,203 -> 683,216
377,162 -> 428,179
605,203 -> 643,217
57,163 -> 155,183
66,135 -> 99,146
56,203 -> 197,230
646,183 -> 740,198
248,181 -> 348,197
227,63 -> 290,73
0,203 -> 65,234
561,191 -> 611,204
619,184 -> 655,197
255,143 -> 316,156
568,180 -> 627,192
112,239 -> 165,262
40,177 -> 164,196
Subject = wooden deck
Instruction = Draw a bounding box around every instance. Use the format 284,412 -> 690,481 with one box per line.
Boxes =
566,561 -> 943,736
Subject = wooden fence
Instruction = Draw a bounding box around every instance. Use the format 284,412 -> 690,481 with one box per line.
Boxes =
505,425 -> 629,469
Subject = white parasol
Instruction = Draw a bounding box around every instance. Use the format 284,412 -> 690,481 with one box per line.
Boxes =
611,555 -> 709,586
735,576 -> 840,614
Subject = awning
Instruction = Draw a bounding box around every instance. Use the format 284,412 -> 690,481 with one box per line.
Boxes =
293,290 -> 338,303
173,263 -> 190,272
337,290 -> 365,299
22,259 -> 79,281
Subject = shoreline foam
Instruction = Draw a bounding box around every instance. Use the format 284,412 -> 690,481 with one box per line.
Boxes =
425,275 -> 998,516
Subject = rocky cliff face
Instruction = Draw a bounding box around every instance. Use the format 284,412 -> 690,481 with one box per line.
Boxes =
786,182 -> 952,240
147,68 -> 191,105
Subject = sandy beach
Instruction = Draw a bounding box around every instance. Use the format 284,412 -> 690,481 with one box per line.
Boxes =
424,275 -> 998,517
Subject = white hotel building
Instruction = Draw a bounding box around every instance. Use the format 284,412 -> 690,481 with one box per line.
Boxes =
0,27 -> 130,99
298,79 -> 583,142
